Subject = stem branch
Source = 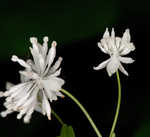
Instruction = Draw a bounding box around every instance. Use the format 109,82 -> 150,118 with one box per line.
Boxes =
60,88 -> 102,137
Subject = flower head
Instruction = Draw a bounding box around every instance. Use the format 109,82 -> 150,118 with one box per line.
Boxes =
0,37 -> 65,123
94,28 -> 135,76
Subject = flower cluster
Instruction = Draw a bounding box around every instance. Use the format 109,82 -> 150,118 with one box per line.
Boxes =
94,28 -> 135,76
0,37 -> 65,123
0,28 -> 135,124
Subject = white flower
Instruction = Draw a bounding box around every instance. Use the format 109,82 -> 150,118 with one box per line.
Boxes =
94,28 -> 135,76
0,37 -> 65,123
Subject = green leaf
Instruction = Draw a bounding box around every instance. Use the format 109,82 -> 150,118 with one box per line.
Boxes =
57,124 -> 75,137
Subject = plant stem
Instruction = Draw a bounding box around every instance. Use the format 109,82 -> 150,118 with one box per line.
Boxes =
109,71 -> 121,137
52,109 -> 64,125
60,88 -> 102,137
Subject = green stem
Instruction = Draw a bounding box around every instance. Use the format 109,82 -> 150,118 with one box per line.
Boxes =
52,109 -> 64,125
60,88 -> 102,137
109,71 -> 121,137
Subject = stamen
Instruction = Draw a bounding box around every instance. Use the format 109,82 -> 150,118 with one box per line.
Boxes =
111,28 -> 115,38
30,37 -> 37,44
48,115 -> 51,120
43,36 -> 49,43
11,55 -> 31,69
52,41 -> 57,47
0,91 -> 4,97
11,55 -> 18,62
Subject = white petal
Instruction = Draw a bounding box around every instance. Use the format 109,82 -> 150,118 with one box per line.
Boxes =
106,56 -> 120,77
11,55 -> 31,70
119,46 -> 130,55
119,41 -> 135,55
23,106 -> 34,123
23,117 -> 30,123
23,114 -> 31,123
100,39 -> 110,53
19,70 -> 39,80
42,36 -> 48,57
7,85 -> 26,101
30,37 -> 39,53
42,92 -> 51,120
19,97 -> 34,113
4,83 -> 27,96
47,90 -> 58,102
115,37 -> 121,49
17,106 -> 29,119
119,57 -> 134,64
46,41 -> 56,66
98,42 -> 108,54
49,68 -> 62,77
0,110 -> 13,117
42,92 -> 47,115
43,36 -> 48,43
30,37 -> 47,72
129,43 -> 135,51
26,59 -> 37,71
41,77 -> 64,102
122,29 -> 131,42
103,28 -> 110,38
43,41 -> 57,75
20,72 -> 30,83
29,47 -> 41,73
35,103 -> 42,113
20,86 -> 38,110
55,91 -> 64,98
49,57 -> 63,74
41,82 -> 58,101
111,28 -> 115,38
27,107 -> 34,117
94,59 -> 110,70
0,91 -> 4,97
6,82 -> 14,90
4,102 -> 14,110
17,113 -> 23,119
41,77 -> 64,92
38,54 -> 45,73
118,63 -> 128,76
15,87 -> 39,113
108,38 -> 115,51
14,83 -> 35,109
43,89 -> 53,101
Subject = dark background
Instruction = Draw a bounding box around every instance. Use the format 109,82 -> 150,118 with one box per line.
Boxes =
0,0 -> 150,137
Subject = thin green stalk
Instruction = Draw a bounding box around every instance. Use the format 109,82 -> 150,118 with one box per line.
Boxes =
109,71 -> 121,137
52,109 -> 64,125
60,88 -> 102,137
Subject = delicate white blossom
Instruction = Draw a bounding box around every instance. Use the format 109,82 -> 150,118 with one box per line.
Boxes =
94,28 -> 135,76
0,37 -> 65,123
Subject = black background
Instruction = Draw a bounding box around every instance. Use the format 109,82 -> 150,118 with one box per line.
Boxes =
0,0 -> 150,137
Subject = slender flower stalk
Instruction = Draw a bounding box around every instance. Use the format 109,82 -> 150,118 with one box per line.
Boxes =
109,71 -> 121,137
60,88 -> 102,137
52,109 -> 64,125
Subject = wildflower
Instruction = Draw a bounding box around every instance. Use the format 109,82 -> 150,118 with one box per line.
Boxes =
0,37 -> 65,123
94,28 -> 135,76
